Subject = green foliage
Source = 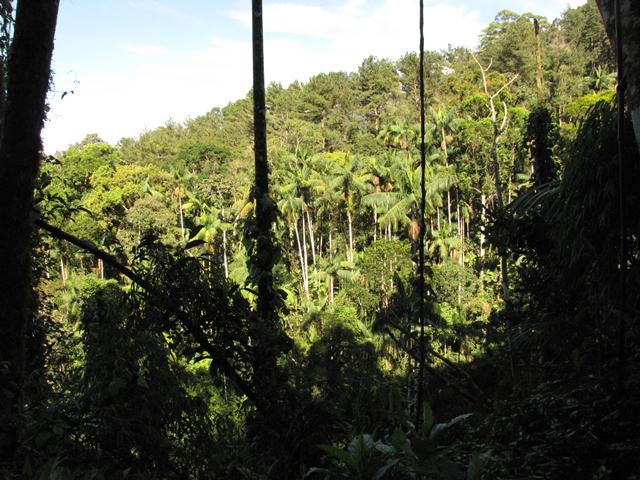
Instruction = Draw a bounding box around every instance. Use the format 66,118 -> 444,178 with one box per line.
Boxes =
20,3 -> 640,479
307,405 -> 474,480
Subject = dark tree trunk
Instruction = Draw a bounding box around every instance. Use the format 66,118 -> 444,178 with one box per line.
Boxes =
0,1 -> 13,129
251,0 -> 276,323
596,0 -> 640,149
250,0 -> 291,417
0,0 -> 60,459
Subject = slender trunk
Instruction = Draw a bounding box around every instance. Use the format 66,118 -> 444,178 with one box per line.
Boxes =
251,0 -> 276,323
491,120 -> 505,208
347,210 -> 354,262
306,209 -> 316,270
0,0 -> 60,460
302,212 -> 309,298
329,230 -> 334,303
480,193 -> 487,258
98,258 -> 104,279
441,127 -> 453,228
60,257 -> 66,284
222,229 -> 228,278
178,192 -> 185,241
456,189 -> 463,266
373,207 -> 377,241
294,219 -> 308,298
329,275 -> 334,304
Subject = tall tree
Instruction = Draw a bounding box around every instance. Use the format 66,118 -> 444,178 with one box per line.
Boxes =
0,0 -> 60,459
596,0 -> 640,149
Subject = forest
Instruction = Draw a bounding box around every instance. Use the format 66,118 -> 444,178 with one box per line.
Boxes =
1,0 -> 640,478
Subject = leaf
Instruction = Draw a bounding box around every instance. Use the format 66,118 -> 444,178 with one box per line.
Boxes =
373,458 -> 400,480
319,444 -> 352,465
390,427 -> 407,452
374,442 -> 394,455
467,452 -> 481,480
429,413 -> 473,440
423,403 -> 435,433
304,467 -> 330,479
136,375 -> 149,389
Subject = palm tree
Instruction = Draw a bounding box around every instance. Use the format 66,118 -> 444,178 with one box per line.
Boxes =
330,154 -> 371,262
379,122 -> 417,150
363,154 -> 451,243
427,224 -> 460,262
189,204 -> 232,277
275,155 -> 325,300
170,166 -> 196,241
430,106 -> 458,227
367,153 -> 396,240
277,189 -> 308,298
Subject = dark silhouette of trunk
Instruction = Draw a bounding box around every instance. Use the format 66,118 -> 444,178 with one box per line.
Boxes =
528,107 -> 555,186
250,0 -> 290,415
596,0 -> 640,150
0,0 -> 60,460
0,2 -> 12,126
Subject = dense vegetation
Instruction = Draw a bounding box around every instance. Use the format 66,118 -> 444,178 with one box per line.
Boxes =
2,1 -> 640,478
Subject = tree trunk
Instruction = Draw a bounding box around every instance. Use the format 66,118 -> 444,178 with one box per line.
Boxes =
480,193 -> 487,258
222,228 -> 228,278
373,207 -> 377,241
347,210 -> 354,262
0,0 -> 60,460
60,257 -> 66,284
302,212 -> 309,299
250,0 -> 288,419
178,192 -> 185,241
294,220 -> 308,298
251,0 -> 276,319
596,0 -> 640,150
306,209 -> 316,270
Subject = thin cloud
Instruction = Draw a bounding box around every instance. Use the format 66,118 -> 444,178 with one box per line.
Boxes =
43,0 -> 583,153
129,0 -> 187,18
228,0 -> 481,50
124,44 -> 170,56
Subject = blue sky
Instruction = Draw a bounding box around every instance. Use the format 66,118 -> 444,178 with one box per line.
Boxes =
42,0 -> 586,153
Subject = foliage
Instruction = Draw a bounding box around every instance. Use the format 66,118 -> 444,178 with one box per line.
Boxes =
9,3 -> 640,479
307,405 -> 475,480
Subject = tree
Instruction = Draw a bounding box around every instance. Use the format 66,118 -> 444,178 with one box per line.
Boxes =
596,0 -> 640,149
0,0 -> 60,459
480,10 -> 546,97
331,154 -> 371,262
363,153 -> 450,244
472,53 -> 518,297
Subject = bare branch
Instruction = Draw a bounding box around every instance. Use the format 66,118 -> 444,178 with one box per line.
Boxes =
500,100 -> 509,132
471,52 -> 490,96
491,73 -> 519,102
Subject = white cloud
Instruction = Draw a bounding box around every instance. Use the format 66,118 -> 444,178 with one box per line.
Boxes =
40,1 -> 491,153
129,0 -> 183,16
517,0 -> 587,20
124,44 -> 170,56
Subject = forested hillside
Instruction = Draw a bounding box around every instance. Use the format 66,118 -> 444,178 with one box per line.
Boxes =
2,1 -> 640,478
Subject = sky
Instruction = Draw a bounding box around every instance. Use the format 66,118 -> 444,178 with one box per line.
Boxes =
42,0 -> 587,153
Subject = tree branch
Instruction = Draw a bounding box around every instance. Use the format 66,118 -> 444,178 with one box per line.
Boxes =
36,217 -> 261,407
